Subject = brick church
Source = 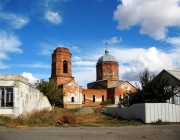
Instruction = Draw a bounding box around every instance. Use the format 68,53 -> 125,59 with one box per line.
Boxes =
49,47 -> 137,108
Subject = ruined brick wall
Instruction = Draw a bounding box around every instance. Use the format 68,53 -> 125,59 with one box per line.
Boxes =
107,80 -> 120,88
96,61 -> 119,81
87,80 -> 107,89
63,80 -> 83,108
49,47 -> 83,109
107,88 -> 115,103
64,104 -> 82,109
114,82 -> 137,104
82,89 -> 107,106
49,47 -> 74,85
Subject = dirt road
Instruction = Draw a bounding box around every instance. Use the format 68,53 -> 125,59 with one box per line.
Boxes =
0,124 -> 179,140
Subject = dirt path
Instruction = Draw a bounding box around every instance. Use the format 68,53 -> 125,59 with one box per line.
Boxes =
0,124 -> 179,140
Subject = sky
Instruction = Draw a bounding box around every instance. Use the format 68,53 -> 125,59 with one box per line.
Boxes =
0,0 -> 180,88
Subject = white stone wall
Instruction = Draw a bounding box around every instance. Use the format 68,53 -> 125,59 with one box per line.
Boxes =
104,103 -> 180,123
0,75 -> 52,116
169,92 -> 180,105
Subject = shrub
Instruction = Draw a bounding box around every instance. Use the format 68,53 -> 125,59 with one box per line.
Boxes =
37,81 -> 64,107
130,68 -> 175,105
0,116 -> 12,126
26,109 -> 54,126
151,119 -> 169,125
56,114 -> 76,125
101,99 -> 112,106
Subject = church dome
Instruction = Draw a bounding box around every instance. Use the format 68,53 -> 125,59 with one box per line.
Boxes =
97,49 -> 117,63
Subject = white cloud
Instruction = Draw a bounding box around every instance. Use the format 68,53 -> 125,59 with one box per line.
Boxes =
44,10 -> 62,25
73,61 -> 96,66
71,45 -> 81,52
0,52 -> 8,60
76,46 -> 178,84
167,37 -> 180,46
73,56 -> 82,61
103,36 -> 122,45
114,0 -> 180,40
73,67 -> 96,88
38,42 -> 59,55
39,42 -> 81,56
55,43 -> 179,88
0,31 -> 22,69
109,47 -> 176,81
44,44 -> 179,88
72,57 -> 97,87
0,31 -> 22,53
0,61 -> 9,69
0,12 -> 29,29
166,37 -> 180,69
19,62 -> 50,69
21,72 -> 39,85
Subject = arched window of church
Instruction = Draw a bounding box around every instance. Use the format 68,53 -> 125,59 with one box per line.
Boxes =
63,60 -> 68,73
71,97 -> 74,102
114,69 -> 117,76
52,61 -> 56,75
106,68 -> 109,76
98,69 -> 101,77
102,95 -> 104,102
93,95 -> 95,102
83,94 -> 86,102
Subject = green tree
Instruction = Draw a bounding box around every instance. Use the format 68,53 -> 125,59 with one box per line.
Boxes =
130,68 -> 175,104
37,80 -> 63,107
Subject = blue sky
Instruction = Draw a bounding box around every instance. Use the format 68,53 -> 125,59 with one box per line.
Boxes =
0,0 -> 180,88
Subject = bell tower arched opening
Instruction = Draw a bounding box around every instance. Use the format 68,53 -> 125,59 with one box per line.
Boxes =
63,60 -> 68,73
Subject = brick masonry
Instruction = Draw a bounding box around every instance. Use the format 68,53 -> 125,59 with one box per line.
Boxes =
82,89 -> 107,106
50,47 -> 137,108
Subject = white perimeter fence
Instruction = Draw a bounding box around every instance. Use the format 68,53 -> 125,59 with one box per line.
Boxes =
104,103 -> 180,123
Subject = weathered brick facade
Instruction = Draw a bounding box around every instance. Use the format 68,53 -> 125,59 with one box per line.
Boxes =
50,47 -> 137,108
82,89 -> 107,106
108,82 -> 137,104
50,47 -> 74,85
49,47 -> 83,108
87,49 -> 137,105
96,61 -> 119,81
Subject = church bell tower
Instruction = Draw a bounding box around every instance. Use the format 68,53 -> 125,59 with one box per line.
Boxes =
49,47 -> 74,85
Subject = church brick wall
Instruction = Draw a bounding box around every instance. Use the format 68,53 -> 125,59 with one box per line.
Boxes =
50,47 -> 73,82
114,82 -> 137,104
87,80 -> 107,89
49,47 -> 83,109
107,88 -> 115,103
63,80 -> 83,108
107,80 -> 120,88
82,89 -> 107,106
49,47 -> 138,108
96,61 -> 119,81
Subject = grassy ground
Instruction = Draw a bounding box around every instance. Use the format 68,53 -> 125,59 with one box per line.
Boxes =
0,107 -> 143,128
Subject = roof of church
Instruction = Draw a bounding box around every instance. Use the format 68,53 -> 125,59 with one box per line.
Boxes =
97,49 -> 117,63
54,47 -> 70,54
109,81 -> 124,88
166,70 -> 180,81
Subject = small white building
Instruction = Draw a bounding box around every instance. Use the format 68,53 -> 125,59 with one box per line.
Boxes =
0,75 -> 52,117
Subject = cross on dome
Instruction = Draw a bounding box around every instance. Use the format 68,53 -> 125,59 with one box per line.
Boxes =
105,41 -> 109,55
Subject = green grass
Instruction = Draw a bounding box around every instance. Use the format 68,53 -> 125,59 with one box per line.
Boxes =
151,119 -> 170,125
